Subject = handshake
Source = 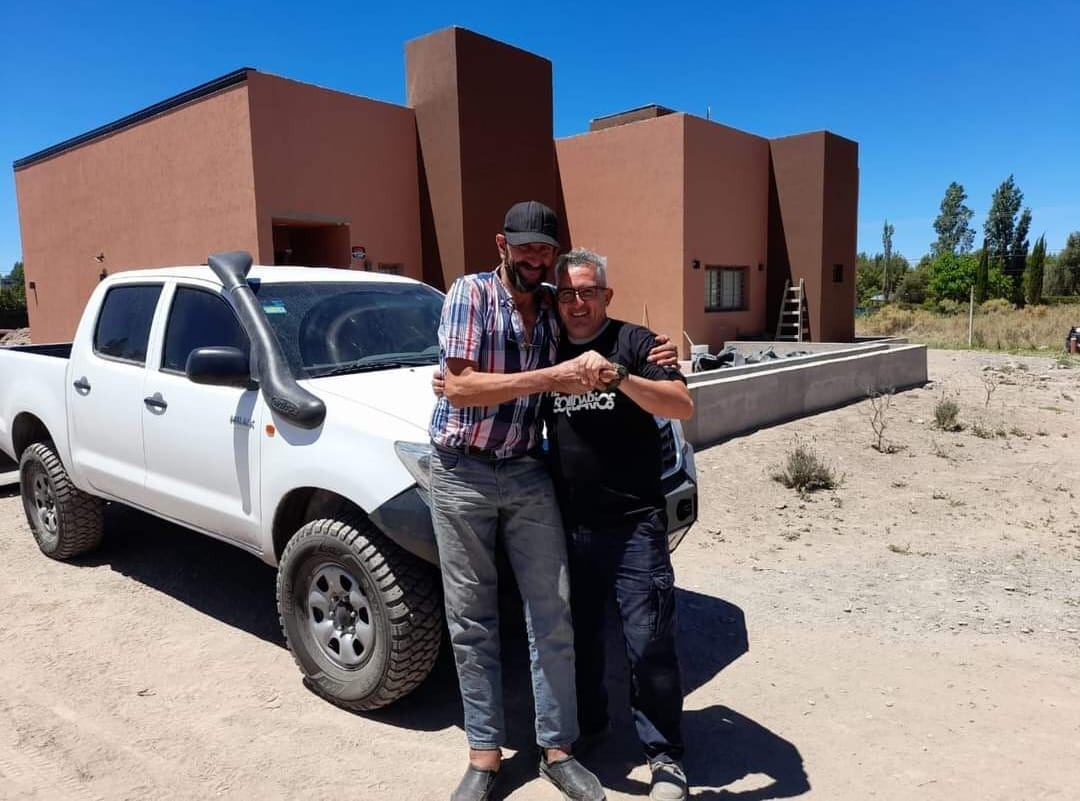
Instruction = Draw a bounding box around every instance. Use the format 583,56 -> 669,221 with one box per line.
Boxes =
547,351 -> 622,395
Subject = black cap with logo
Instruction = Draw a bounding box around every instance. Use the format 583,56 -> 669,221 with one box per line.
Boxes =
503,200 -> 560,249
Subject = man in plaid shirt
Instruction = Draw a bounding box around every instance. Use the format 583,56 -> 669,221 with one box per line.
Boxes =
430,201 -> 674,801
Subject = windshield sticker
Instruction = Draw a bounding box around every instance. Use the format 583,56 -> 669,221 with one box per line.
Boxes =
262,299 -> 287,315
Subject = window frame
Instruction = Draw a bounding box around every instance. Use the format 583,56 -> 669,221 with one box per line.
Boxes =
158,284 -> 249,376
704,265 -> 749,313
92,282 -> 164,367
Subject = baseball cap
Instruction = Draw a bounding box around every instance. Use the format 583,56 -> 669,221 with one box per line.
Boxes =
503,201 -> 560,248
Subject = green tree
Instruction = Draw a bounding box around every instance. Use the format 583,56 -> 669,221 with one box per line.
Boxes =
896,268 -> 929,304
1059,232 -> 1080,295
1025,235 -> 1047,305
931,182 -> 976,256
974,241 -> 990,304
0,261 -> 26,312
856,251 -> 884,305
929,252 -> 979,303
1040,252 -> 1060,295
1008,207 -> 1032,306
1044,250 -> 1071,295
984,175 -> 1023,276
882,220 -> 895,299
987,262 -> 1012,300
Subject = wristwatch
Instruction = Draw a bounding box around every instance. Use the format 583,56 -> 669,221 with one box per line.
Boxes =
604,363 -> 629,392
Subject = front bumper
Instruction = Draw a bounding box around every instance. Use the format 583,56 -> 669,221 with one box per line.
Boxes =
663,472 -> 697,553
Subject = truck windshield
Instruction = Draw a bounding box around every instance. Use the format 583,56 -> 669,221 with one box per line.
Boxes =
252,281 -> 444,378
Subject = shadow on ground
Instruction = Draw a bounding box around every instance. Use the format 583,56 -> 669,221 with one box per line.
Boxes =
12,495 -> 806,798
76,503 -> 286,645
571,592 -> 809,801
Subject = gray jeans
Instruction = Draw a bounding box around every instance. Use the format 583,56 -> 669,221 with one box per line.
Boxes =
429,445 -> 578,750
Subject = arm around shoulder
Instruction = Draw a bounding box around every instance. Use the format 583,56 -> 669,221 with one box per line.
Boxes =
618,373 -> 694,420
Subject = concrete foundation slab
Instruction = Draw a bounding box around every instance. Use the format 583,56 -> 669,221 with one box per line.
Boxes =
683,343 -> 928,448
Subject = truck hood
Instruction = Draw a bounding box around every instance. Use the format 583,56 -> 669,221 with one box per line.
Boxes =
305,365 -> 439,435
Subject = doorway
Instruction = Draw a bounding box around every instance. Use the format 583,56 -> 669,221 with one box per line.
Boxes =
272,219 -> 351,267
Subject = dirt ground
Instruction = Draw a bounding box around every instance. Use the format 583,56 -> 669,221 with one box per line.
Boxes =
0,349 -> 1077,800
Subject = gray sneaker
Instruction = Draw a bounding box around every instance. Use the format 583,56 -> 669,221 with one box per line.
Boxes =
649,761 -> 688,801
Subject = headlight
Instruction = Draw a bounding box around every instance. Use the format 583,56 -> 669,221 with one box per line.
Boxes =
394,441 -> 433,492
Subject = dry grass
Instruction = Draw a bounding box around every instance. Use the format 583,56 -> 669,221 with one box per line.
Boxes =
858,303 -> 1080,352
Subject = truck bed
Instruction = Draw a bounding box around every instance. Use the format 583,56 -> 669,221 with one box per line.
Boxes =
0,343 -> 73,465
1,343 -> 72,359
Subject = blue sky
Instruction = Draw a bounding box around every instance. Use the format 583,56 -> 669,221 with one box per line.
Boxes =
2,0 -> 1078,275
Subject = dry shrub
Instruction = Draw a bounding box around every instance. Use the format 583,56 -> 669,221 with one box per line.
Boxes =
771,440 -> 839,493
867,389 -> 901,452
934,397 -> 961,431
861,305 -> 917,336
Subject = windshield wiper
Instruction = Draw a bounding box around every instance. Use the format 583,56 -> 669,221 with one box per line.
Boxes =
310,355 -> 438,378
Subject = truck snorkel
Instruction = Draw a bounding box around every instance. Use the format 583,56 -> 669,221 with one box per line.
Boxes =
207,251 -> 326,429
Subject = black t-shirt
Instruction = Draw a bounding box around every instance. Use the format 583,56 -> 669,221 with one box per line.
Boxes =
543,319 -> 686,526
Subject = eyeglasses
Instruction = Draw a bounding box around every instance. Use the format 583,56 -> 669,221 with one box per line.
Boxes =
556,285 -> 606,303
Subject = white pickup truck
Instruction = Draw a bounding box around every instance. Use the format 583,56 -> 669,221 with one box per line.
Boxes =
0,252 -> 697,710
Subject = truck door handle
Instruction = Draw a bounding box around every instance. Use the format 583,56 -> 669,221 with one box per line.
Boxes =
73,377 -> 91,393
143,395 -> 168,411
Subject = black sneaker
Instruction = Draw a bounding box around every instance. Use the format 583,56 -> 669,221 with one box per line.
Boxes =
539,754 -> 606,801
450,764 -> 499,801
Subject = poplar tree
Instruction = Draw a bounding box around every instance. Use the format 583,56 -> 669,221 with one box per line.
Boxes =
1009,208 -> 1032,306
931,182 -> 976,256
1025,235 -> 1046,306
984,175 -> 1023,273
974,241 -> 990,304
882,220 -> 895,299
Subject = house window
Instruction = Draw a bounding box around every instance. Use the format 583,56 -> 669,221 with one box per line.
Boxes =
376,263 -> 402,275
705,266 -> 747,311
833,263 -> 844,283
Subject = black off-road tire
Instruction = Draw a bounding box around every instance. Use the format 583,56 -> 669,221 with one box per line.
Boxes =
19,442 -> 104,560
276,513 -> 443,711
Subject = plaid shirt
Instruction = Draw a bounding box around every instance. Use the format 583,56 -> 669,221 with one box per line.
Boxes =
429,269 -> 559,458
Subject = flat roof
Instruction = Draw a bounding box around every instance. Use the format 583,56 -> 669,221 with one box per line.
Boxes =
589,103 -> 675,123
13,68 -> 255,171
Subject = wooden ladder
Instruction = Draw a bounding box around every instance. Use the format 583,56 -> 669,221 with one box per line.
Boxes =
774,278 -> 809,342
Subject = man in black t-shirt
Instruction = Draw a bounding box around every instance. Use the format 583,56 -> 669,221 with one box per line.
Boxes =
543,248 -> 694,801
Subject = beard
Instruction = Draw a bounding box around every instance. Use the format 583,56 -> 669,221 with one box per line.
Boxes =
506,259 -> 546,293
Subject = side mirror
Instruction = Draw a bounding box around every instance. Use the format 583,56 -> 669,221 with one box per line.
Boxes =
186,346 -> 253,388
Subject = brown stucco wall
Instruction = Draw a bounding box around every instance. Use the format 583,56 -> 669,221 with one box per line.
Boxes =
408,27 -> 555,289
820,133 -> 859,342
556,114 -> 686,353
246,72 -> 421,280
406,28 -> 463,290
14,83 -> 259,342
768,132 -> 826,341
767,131 -> 858,342
683,116 -> 771,350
